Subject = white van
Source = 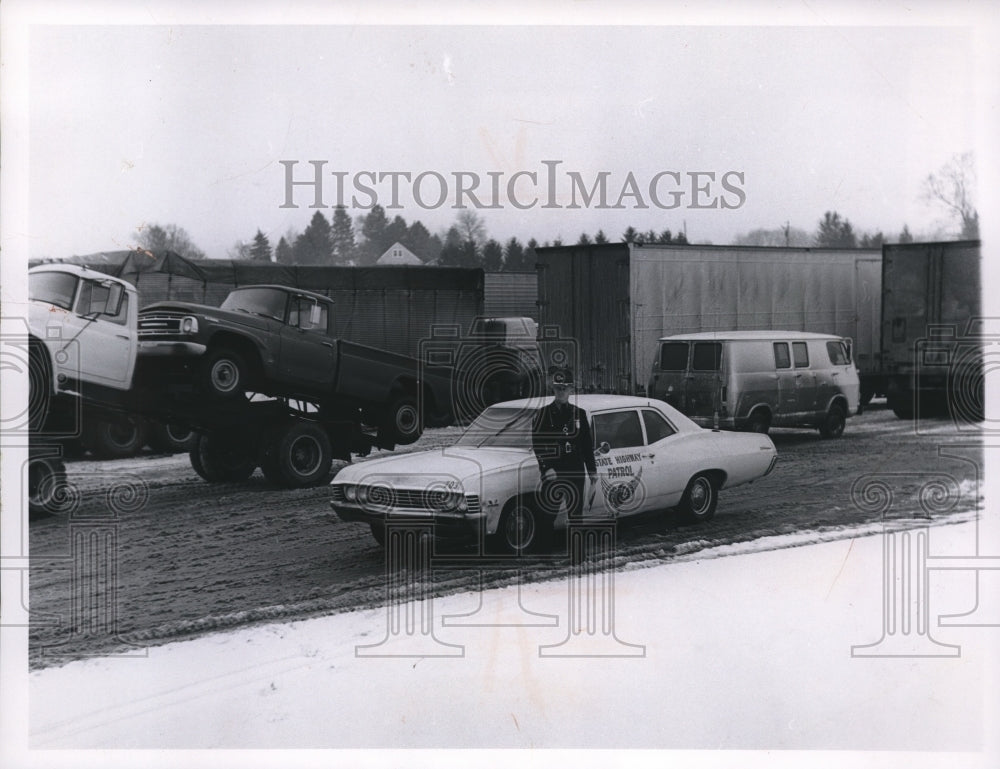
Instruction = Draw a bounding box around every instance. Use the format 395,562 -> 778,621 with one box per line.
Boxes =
647,331 -> 860,437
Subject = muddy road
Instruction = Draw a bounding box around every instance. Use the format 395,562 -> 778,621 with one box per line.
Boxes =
28,402 -> 983,668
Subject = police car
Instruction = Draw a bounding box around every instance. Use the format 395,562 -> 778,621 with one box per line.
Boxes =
329,395 -> 777,554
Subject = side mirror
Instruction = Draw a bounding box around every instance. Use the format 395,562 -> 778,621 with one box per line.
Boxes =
594,441 -> 611,456
309,303 -> 322,328
103,283 -> 125,316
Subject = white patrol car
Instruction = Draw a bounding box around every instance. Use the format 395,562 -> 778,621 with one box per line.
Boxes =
329,394 -> 777,554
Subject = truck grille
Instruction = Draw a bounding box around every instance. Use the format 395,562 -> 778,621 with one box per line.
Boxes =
138,312 -> 185,336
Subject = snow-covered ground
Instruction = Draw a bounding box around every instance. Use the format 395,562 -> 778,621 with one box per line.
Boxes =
11,516 -> 1000,767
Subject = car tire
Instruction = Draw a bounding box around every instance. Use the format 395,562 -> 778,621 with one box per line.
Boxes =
147,421 -> 198,454
745,410 -> 771,434
678,473 -> 718,523
28,338 -> 52,433
491,499 -> 550,555
28,455 -> 66,516
200,348 -> 249,399
193,432 -> 257,482
83,417 -> 146,459
384,395 -> 422,445
262,420 -> 333,488
818,404 -> 846,439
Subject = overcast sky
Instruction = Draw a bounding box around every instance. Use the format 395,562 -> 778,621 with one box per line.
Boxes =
7,3 -> 998,260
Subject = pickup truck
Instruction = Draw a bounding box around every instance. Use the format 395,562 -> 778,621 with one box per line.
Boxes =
137,284 -> 455,446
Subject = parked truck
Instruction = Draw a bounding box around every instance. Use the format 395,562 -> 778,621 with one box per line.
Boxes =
534,242 -> 882,400
879,240 -> 983,421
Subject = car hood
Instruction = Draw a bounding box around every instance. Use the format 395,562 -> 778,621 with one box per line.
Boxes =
140,301 -> 275,332
333,446 -> 535,488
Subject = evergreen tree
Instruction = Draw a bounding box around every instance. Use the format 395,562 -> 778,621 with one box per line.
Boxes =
594,229 -> 609,244
815,211 -> 857,248
359,204 -> 390,265
385,215 -> 409,249
403,220 -> 437,262
674,231 -> 688,245
503,237 -> 527,271
657,229 -> 673,244
293,210 -> 333,265
482,239 -> 504,272
249,229 -> 273,262
622,226 -> 639,243
524,238 -> 539,270
438,226 -> 464,267
577,232 -> 592,245
898,225 -> 914,244
275,236 -> 293,265
860,231 -> 885,249
330,205 -> 356,264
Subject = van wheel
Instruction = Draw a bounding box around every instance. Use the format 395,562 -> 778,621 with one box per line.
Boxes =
678,473 -> 718,523
745,410 -> 771,434
819,404 -> 846,439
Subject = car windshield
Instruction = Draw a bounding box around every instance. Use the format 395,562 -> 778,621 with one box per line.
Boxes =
221,287 -> 287,321
454,406 -> 539,448
29,271 -> 78,310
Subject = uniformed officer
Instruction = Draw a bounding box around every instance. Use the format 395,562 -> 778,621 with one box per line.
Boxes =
531,366 -> 597,521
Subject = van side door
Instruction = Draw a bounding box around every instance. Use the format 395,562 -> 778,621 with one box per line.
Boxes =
772,342 -> 797,422
685,342 -> 724,422
792,340 -> 819,413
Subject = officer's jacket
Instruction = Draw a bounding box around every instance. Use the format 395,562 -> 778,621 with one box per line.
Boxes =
531,401 -> 597,474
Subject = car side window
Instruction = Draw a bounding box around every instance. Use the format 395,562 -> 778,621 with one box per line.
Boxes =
773,342 -> 791,369
288,297 -> 329,332
75,280 -> 129,326
826,340 -> 848,365
642,409 -> 676,443
792,341 -> 809,368
592,410 -> 645,449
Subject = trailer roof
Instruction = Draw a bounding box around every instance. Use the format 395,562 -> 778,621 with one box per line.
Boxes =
656,330 -> 847,342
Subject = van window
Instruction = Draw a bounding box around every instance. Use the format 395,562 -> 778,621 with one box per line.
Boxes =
773,343 -> 791,369
826,340 -> 849,365
692,342 -> 722,372
659,342 -> 689,371
642,409 -> 676,443
792,342 -> 809,368
593,410 -> 645,449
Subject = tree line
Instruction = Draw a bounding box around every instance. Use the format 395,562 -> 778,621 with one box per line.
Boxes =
135,153 -> 978,269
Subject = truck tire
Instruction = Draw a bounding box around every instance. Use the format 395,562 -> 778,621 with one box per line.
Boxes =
28,338 -> 52,433
193,432 -> 257,482
83,417 -> 146,459
28,455 -> 66,516
818,404 -> 846,438
200,348 -> 249,399
384,395 -> 422,445
147,421 -> 198,454
262,420 -> 332,488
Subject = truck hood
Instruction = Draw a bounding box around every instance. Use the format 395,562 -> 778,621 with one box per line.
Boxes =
140,301 -> 276,332
333,446 -> 535,488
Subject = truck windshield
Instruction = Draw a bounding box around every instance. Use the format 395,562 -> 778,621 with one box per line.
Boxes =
454,406 -> 538,448
29,271 -> 78,310
221,288 -> 287,321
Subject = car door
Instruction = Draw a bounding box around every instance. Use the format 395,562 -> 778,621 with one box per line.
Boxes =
589,408 -> 659,519
278,295 -> 337,386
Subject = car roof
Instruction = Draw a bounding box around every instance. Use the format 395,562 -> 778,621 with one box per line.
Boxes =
29,263 -> 135,288
657,330 -> 845,342
229,284 -> 332,303
488,393 -> 700,429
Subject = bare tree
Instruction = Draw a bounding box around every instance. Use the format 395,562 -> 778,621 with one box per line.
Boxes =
923,152 -> 979,239
455,210 -> 487,248
135,222 -> 207,260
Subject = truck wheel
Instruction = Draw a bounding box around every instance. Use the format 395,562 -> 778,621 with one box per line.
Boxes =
194,432 -> 257,482
148,422 -> 198,453
83,417 -> 146,459
200,348 -> 249,399
28,338 -> 52,433
28,455 -> 66,516
678,473 -> 718,523
818,404 -> 846,439
384,395 -> 422,445
263,420 -> 332,488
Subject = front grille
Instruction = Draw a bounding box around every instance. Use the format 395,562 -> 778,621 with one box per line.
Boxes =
138,312 -> 185,336
334,483 -> 479,515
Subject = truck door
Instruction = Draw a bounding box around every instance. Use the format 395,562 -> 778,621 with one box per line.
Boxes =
278,295 -> 337,386
69,278 -> 134,388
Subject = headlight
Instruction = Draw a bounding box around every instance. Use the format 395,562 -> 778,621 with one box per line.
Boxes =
343,484 -> 357,502
425,483 -> 466,513
180,316 -> 199,334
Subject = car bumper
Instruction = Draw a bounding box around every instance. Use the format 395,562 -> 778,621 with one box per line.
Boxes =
138,340 -> 207,356
330,502 -> 488,540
